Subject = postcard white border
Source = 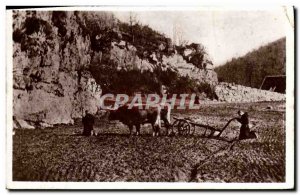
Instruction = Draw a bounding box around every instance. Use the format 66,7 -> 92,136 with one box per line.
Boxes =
6,6 -> 294,190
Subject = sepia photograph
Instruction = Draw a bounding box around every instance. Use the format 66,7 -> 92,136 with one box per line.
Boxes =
6,6 -> 294,189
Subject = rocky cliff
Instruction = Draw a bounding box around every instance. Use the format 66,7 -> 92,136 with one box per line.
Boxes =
13,11 -> 101,128
103,40 -> 218,85
108,40 -> 218,85
12,10 -> 218,128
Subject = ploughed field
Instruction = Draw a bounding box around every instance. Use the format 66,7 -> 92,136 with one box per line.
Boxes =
13,101 -> 286,182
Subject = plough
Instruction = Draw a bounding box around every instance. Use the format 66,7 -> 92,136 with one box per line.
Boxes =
171,116 -> 237,137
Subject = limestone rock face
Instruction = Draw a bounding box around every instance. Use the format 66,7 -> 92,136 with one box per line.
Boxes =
12,10 -> 218,128
13,11 -> 101,128
109,41 -> 218,85
162,54 -> 218,85
215,82 -> 285,102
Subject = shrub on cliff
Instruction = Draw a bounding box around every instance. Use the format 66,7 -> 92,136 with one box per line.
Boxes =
75,11 -> 120,52
90,59 -> 214,96
119,22 -> 170,59
197,82 -> 218,100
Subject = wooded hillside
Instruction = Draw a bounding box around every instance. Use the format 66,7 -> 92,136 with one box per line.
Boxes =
215,38 -> 286,88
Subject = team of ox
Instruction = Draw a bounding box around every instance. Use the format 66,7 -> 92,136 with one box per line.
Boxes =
107,103 -> 172,136
82,103 -> 256,140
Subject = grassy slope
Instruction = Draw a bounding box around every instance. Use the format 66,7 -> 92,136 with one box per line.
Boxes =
13,101 -> 285,182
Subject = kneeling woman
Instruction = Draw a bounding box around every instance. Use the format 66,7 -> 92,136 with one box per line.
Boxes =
236,110 -> 257,140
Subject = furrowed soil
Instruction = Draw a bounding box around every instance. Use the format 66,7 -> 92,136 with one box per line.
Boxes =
12,101 -> 286,182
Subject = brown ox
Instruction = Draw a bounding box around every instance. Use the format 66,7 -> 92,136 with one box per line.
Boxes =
108,103 -> 171,136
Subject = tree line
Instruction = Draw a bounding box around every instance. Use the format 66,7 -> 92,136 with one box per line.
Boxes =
215,37 -> 286,88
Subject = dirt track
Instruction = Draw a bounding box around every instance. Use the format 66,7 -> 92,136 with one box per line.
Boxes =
13,101 -> 286,182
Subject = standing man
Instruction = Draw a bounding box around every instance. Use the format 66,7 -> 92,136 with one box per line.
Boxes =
82,110 -> 95,136
236,110 -> 257,140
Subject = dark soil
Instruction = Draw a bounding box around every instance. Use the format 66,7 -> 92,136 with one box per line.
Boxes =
12,101 -> 285,182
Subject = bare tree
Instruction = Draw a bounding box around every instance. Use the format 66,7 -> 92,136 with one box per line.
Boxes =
129,12 -> 137,43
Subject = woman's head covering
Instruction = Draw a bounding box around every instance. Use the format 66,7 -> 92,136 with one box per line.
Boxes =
238,110 -> 244,116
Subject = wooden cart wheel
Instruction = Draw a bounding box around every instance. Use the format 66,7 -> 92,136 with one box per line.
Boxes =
178,120 -> 190,136
189,124 -> 196,135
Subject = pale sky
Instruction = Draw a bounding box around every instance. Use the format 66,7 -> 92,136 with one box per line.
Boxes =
114,9 -> 287,66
